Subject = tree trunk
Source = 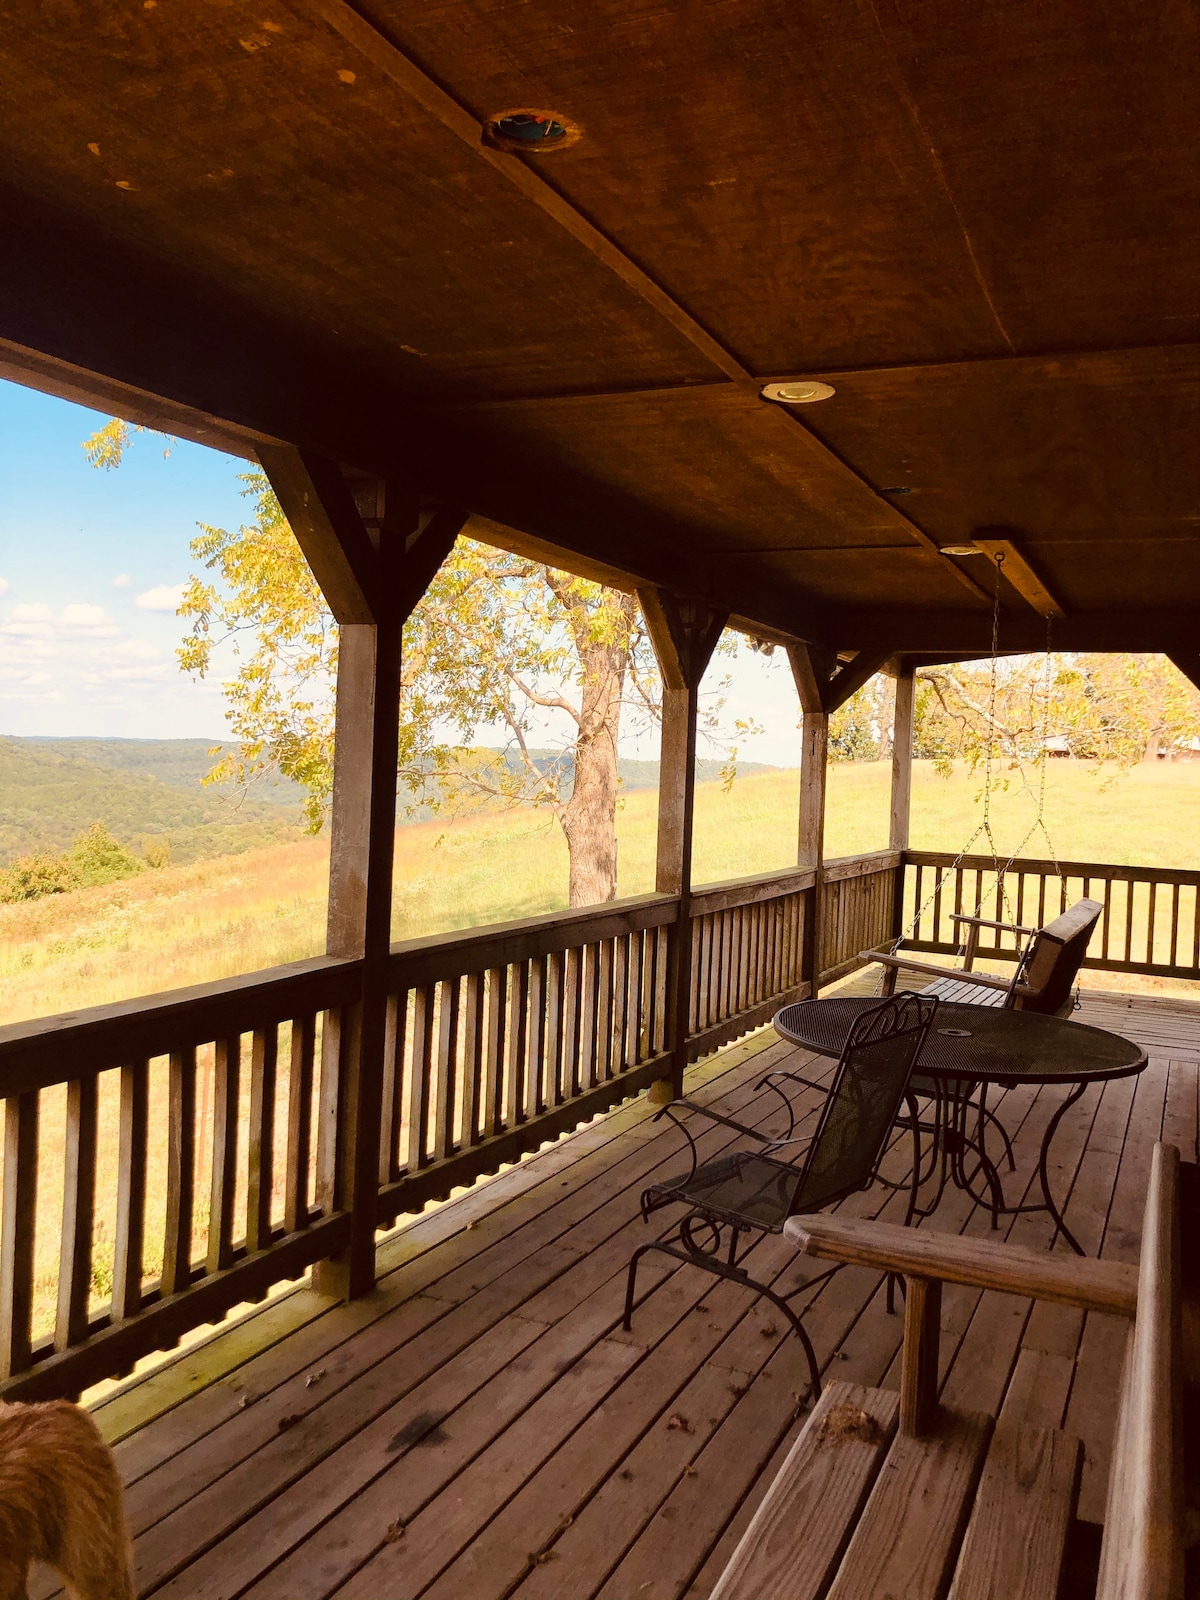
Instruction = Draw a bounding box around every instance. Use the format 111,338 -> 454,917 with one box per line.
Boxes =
559,594 -> 637,907
1143,728 -> 1163,763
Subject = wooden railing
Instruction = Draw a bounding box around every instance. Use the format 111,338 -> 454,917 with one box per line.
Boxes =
376,894 -> 676,1223
688,867 -> 811,1060
820,851 -> 901,986
0,850 -> 901,1400
902,851 -> 1200,981
0,957 -> 359,1400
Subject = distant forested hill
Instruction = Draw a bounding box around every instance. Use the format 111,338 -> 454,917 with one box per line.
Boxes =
20,738 -> 304,804
0,737 -> 778,865
0,738 -> 304,865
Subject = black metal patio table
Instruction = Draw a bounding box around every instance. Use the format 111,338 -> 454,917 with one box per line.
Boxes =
774,997 -> 1147,1254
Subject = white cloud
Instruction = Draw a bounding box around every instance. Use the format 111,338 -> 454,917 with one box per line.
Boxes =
112,573 -> 132,589
0,577 -> 9,595
58,603 -> 120,637
135,582 -> 186,611
10,602 -> 52,623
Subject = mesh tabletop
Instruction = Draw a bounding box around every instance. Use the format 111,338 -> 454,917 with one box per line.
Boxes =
775,997 -> 1146,1085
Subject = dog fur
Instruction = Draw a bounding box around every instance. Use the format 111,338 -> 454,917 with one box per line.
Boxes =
0,1400 -> 133,1600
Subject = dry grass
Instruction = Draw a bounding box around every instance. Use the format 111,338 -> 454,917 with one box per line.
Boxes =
4,759 -> 1200,1028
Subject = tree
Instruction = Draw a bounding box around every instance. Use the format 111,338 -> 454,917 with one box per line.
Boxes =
913,653 -> 1200,771
88,432 -> 745,909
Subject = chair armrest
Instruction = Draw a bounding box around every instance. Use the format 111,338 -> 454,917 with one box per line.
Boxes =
858,949 -> 1013,992
949,912 -> 1039,937
784,1213 -> 1138,1317
660,1097 -> 770,1143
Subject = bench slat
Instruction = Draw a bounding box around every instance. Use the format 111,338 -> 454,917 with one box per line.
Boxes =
1096,1141 -> 1184,1600
948,1424 -> 1082,1600
826,1407 -> 993,1600
709,1382 -> 898,1600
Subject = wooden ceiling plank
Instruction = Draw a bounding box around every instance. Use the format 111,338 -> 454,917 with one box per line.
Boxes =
302,0 -> 993,611
970,537 -> 1066,618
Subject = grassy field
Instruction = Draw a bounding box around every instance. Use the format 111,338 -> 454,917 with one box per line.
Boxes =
5,756 -> 1200,1345
2,758 -> 1198,1028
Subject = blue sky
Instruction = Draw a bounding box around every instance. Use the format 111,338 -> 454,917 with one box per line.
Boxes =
0,376 -> 803,761
0,378 -> 252,737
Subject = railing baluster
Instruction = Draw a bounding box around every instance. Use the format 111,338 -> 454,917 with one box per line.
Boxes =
161,1049 -> 196,1296
408,986 -> 436,1166
113,1059 -> 150,1317
1146,882 -> 1158,967
460,972 -> 485,1147
247,1026 -> 277,1253
579,943 -> 599,1092
1101,877 -> 1113,960
206,1040 -> 239,1275
433,977 -> 460,1163
378,994 -> 401,1186
611,935 -> 628,1075
482,968 -> 506,1137
1171,884 -> 1181,968
1,1091 -> 39,1376
596,939 -> 614,1083
545,949 -> 565,1107
1124,881 -> 1135,965
505,963 -> 529,1124
285,1013 -> 316,1232
525,956 -> 546,1118
56,1075 -> 98,1348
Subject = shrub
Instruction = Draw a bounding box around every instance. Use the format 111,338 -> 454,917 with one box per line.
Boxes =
70,822 -> 142,888
0,851 -> 81,902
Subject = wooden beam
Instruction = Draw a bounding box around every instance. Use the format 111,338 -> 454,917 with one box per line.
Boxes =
834,609 -> 1200,653
787,644 -> 836,715
890,663 -> 915,854
638,590 -> 728,1097
970,536 -> 1067,618
822,649 -> 893,713
258,446 -> 381,626
1166,652 -> 1200,697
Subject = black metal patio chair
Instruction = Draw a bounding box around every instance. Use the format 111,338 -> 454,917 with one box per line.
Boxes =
622,991 -> 938,1401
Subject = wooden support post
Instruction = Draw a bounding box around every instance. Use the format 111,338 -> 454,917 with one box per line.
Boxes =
639,590 -> 728,1099
261,444 -> 463,1300
900,1274 -> 942,1436
890,662 -> 915,854
789,645 -> 830,996
885,660 -> 916,995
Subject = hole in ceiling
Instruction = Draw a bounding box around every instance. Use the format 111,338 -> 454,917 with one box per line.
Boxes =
484,110 -> 579,152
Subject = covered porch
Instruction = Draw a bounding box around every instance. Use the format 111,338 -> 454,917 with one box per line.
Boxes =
2,0 -> 1199,1592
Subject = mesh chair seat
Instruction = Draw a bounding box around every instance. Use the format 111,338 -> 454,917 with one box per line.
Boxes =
646,1151 -> 803,1232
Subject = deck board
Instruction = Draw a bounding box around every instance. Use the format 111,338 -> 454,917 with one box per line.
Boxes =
46,985 -> 1200,1600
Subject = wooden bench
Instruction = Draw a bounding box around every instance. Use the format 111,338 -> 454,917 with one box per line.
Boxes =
711,1141 -> 1190,1600
862,898 -> 1104,1018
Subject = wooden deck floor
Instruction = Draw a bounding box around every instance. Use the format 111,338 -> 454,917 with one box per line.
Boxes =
53,986 -> 1200,1600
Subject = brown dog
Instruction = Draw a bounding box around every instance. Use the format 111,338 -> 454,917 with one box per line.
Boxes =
0,1400 -> 133,1600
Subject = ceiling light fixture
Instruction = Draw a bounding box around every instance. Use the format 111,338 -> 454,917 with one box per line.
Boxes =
483,109 -> 579,152
760,380 -> 835,405
940,544 -> 984,556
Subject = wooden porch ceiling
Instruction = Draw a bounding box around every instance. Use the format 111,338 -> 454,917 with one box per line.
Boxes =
2,0 -> 1198,649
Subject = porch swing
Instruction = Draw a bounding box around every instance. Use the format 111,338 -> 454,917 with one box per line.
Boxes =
860,550 -> 1103,1019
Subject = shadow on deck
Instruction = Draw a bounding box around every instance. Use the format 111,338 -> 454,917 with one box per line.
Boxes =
59,986 -> 1200,1600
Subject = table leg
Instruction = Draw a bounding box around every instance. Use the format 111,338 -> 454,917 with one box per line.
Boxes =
1037,1079 -> 1087,1255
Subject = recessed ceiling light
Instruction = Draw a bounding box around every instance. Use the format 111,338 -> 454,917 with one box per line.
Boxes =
941,544 -> 984,556
483,109 -> 579,152
760,380 -> 835,405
